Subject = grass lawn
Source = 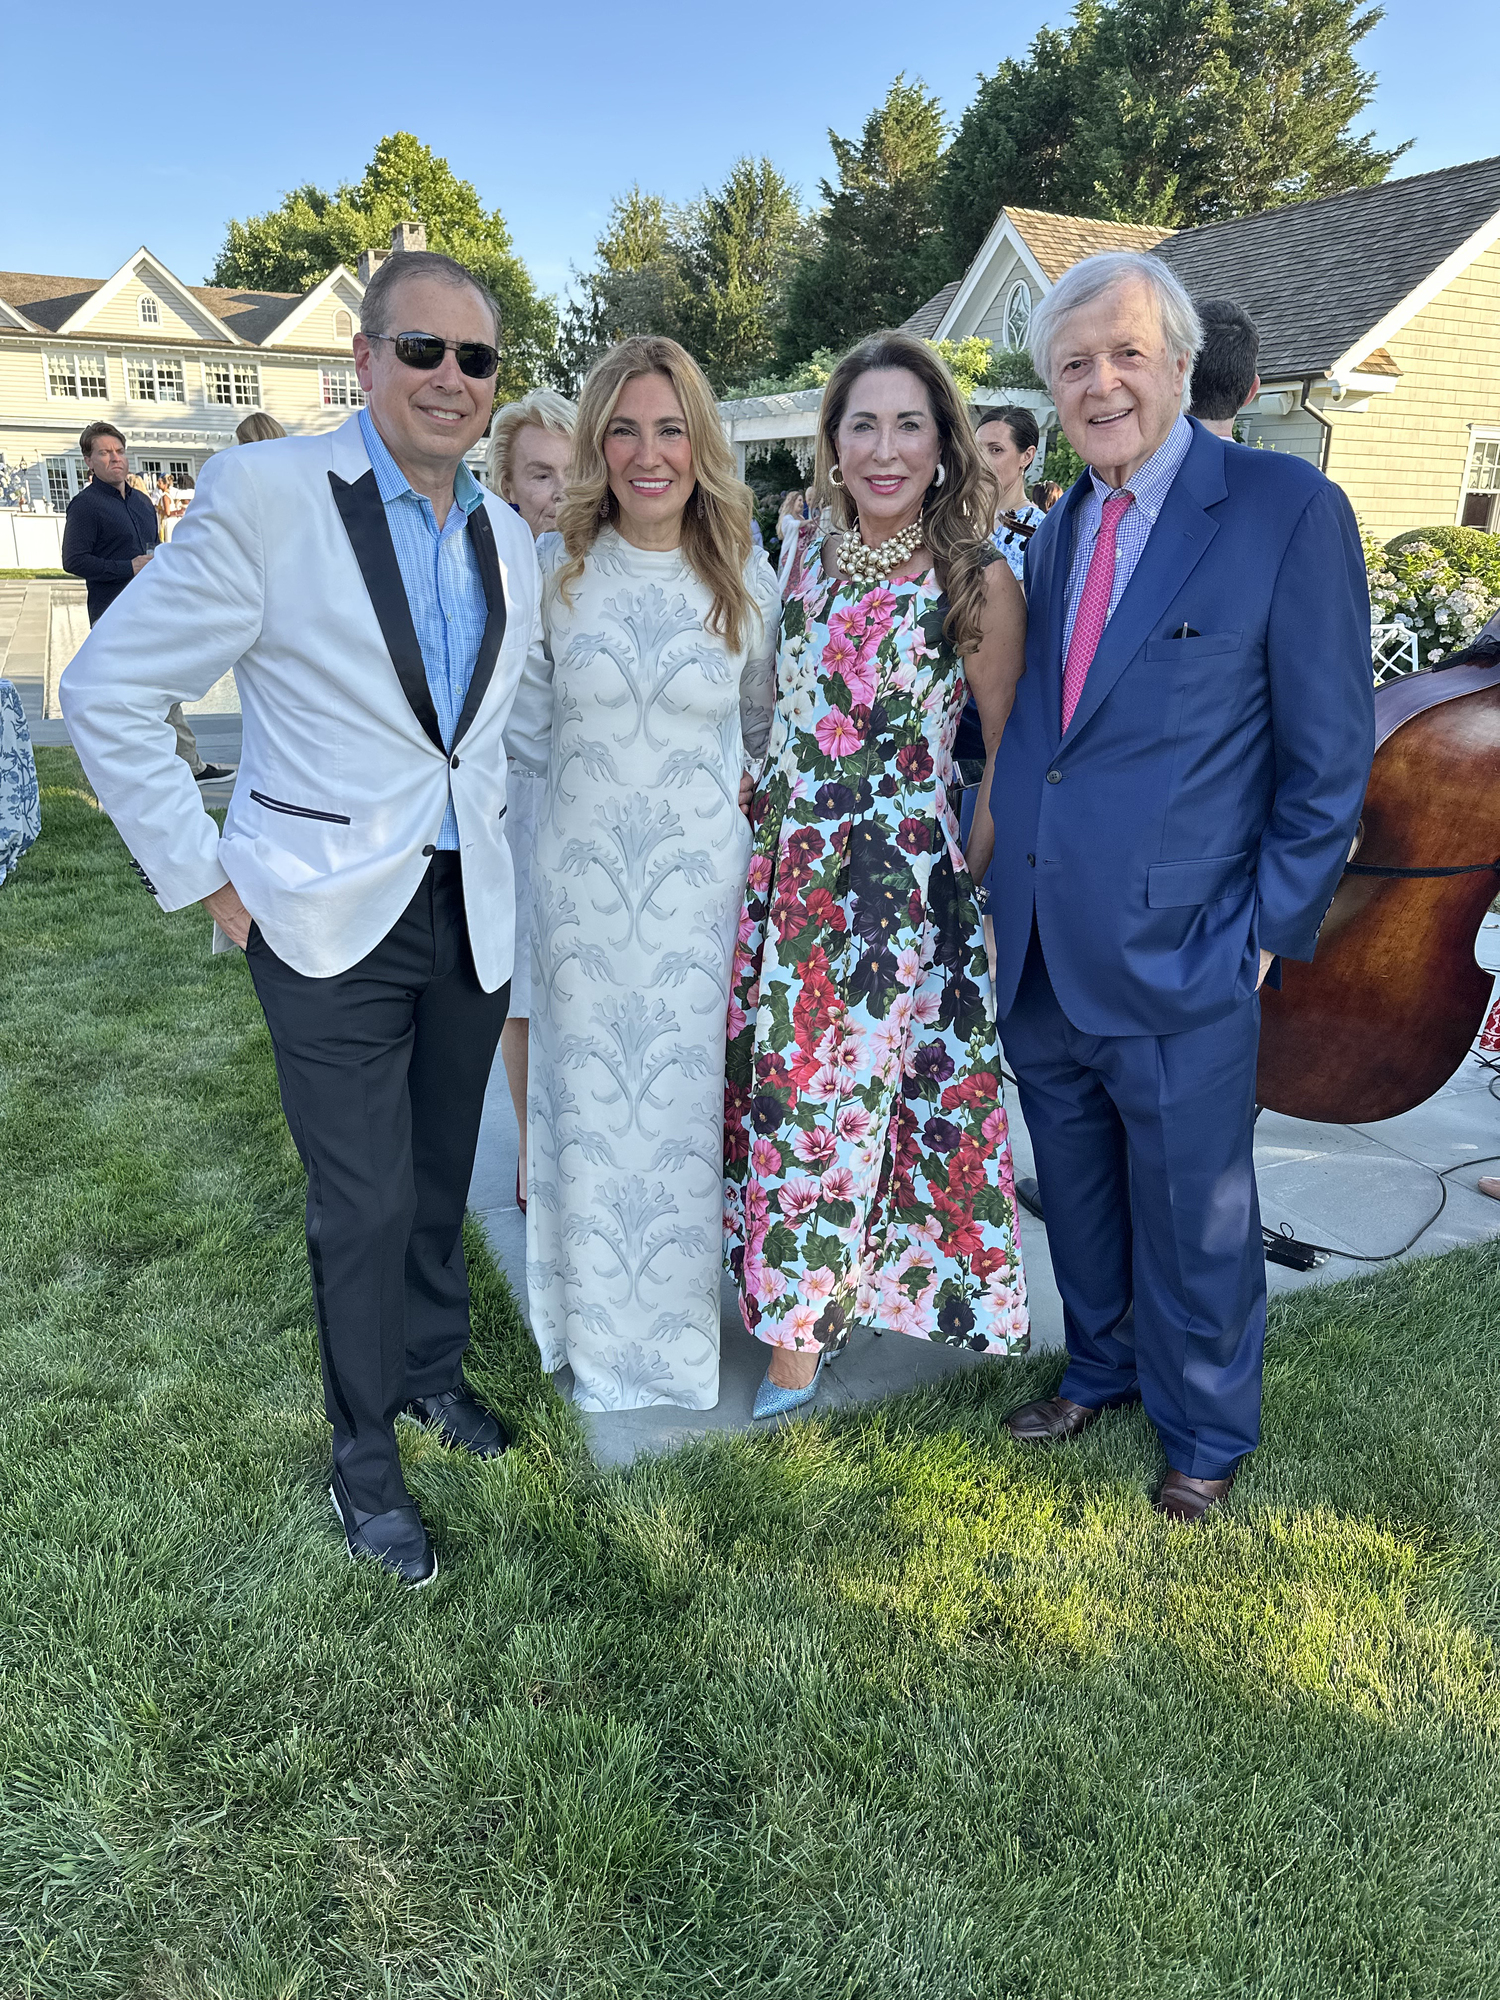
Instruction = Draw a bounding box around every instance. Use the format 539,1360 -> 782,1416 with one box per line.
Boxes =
0,568 -> 69,581
2,749 -> 1498,1999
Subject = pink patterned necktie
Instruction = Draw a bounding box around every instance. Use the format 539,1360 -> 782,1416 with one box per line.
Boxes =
1061,488 -> 1134,732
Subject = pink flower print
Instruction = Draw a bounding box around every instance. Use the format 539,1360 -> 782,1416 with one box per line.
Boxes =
779,1175 -> 821,1223
835,1104 -> 872,1142
760,1267 -> 789,1303
791,1125 -> 838,1169
814,708 -> 866,760
804,1063 -> 846,1104
861,585 -> 899,632
894,945 -> 924,988
913,990 -> 942,1025
727,997 -> 747,1040
750,1137 -> 782,1178
747,853 -> 772,895
840,645 -> 879,707
981,1107 -> 1009,1148
820,1166 -> 855,1203
822,626 -> 860,681
799,1266 -> 837,1302
785,1302 -> 822,1347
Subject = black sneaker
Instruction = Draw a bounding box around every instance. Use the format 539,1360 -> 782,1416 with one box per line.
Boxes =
329,1469 -> 437,1587
402,1384 -> 511,1458
195,762 -> 237,783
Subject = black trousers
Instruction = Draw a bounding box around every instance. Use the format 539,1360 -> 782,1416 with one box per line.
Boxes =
247,855 -> 509,1510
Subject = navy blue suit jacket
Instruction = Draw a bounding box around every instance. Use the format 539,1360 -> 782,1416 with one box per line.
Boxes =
985,419 -> 1375,1037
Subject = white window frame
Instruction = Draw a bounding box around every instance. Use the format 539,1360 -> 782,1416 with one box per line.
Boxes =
45,351 -> 110,400
1457,426 -> 1500,529
320,365 -> 365,409
203,358 -> 262,408
138,294 -> 161,326
1004,280 -> 1033,349
126,355 -> 187,405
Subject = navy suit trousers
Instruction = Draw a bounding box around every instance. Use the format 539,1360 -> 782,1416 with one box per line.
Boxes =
1001,927 -> 1265,1478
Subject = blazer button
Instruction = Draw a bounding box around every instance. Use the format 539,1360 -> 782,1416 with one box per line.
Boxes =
422,844 -> 436,857
450,754 -> 460,769
1046,769 -> 1062,783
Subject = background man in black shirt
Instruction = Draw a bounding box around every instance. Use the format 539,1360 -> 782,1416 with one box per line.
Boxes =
62,422 -> 233,782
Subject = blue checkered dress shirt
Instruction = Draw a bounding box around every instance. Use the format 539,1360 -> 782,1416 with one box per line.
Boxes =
1061,413 -> 1195,660
359,408 -> 488,851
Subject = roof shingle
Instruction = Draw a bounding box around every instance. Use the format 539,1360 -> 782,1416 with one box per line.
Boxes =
1155,155 -> 1500,377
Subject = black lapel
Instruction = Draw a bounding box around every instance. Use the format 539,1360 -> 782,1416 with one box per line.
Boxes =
452,503 -> 508,747
328,469 -> 444,752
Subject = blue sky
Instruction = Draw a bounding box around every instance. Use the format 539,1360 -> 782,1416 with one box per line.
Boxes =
3,0 -> 1495,301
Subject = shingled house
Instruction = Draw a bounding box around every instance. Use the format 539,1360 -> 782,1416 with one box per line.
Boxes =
0,231 -> 434,511
907,157 -> 1500,542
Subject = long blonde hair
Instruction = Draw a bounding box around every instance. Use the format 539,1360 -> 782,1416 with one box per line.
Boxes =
814,331 -> 999,655
556,336 -> 757,653
486,386 -> 577,496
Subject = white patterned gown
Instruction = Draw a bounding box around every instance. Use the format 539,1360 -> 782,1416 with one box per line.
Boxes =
527,529 -> 779,1409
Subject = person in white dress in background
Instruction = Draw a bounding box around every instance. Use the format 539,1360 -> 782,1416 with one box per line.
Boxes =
484,389 -> 578,1213
528,336 -> 779,1411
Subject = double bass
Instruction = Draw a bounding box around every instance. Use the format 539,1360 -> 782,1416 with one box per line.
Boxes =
1257,641 -> 1500,1125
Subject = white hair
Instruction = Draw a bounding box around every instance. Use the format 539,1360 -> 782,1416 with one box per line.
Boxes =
485,387 -> 578,494
1028,252 -> 1203,408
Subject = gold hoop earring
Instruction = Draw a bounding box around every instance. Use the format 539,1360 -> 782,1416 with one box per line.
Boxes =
829,464 -> 845,488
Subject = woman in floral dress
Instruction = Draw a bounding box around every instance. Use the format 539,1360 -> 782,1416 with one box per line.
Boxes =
725,333 -> 1031,1415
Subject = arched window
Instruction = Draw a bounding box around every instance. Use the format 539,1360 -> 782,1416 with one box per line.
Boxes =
334,309 -> 353,340
1005,280 -> 1033,348
138,294 -> 161,326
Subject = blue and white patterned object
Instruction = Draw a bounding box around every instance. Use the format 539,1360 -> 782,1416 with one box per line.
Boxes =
0,679 -> 40,886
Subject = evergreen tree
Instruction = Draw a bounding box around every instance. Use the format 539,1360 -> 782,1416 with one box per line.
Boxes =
552,188 -> 685,392
778,76 -> 951,365
210,133 -> 555,397
938,0 -> 1407,265
677,158 -> 810,389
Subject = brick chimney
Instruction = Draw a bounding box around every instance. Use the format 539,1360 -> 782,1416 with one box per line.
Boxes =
356,246 -> 388,284
389,221 -> 427,255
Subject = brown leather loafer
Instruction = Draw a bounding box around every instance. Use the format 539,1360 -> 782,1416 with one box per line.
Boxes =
1004,1395 -> 1104,1443
1154,1466 -> 1238,1524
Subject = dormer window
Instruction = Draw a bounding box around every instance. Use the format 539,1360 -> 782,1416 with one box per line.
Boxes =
1005,281 -> 1033,349
139,294 -> 161,326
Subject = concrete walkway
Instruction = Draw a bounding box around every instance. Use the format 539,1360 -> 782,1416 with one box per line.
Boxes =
473,923 -> 1500,1467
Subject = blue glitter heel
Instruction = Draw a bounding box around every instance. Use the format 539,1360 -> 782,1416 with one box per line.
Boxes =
752,1346 -> 829,1421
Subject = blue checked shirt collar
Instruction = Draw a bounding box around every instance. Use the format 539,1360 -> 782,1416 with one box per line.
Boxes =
358,407 -> 484,522
1062,412 -> 1196,657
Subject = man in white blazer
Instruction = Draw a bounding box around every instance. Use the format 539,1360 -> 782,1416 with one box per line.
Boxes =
62,251 -> 550,1587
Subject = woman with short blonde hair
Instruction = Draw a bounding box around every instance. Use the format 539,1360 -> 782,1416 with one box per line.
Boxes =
527,336 -> 780,1411
725,330 -> 1031,1415
483,387 -> 578,1215
485,388 -> 576,538
234,411 -> 285,444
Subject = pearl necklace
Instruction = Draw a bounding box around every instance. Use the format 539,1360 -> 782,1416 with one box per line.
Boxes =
838,512 -> 925,592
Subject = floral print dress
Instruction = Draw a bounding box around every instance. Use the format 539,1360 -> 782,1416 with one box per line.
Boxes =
724,534 -> 1029,1357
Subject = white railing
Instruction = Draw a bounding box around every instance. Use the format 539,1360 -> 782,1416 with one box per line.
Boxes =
1371,622 -> 1420,685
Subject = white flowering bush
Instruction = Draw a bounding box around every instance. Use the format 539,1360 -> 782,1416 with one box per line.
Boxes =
1364,527 -> 1500,665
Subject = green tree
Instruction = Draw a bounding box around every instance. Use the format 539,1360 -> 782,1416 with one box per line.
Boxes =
210,132 -> 556,398
938,0 -> 1407,265
552,188 -> 686,393
779,75 -> 951,365
677,158 -> 810,389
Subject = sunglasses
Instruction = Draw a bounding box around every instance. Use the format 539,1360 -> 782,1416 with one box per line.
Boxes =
370,331 -> 499,380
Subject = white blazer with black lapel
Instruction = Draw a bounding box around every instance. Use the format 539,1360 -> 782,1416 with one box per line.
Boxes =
61,413 -> 552,991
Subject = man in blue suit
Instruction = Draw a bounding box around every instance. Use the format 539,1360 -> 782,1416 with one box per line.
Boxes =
978,253 -> 1374,1522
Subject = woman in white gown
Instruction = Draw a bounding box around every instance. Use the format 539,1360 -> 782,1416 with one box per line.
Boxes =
528,337 -> 779,1410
